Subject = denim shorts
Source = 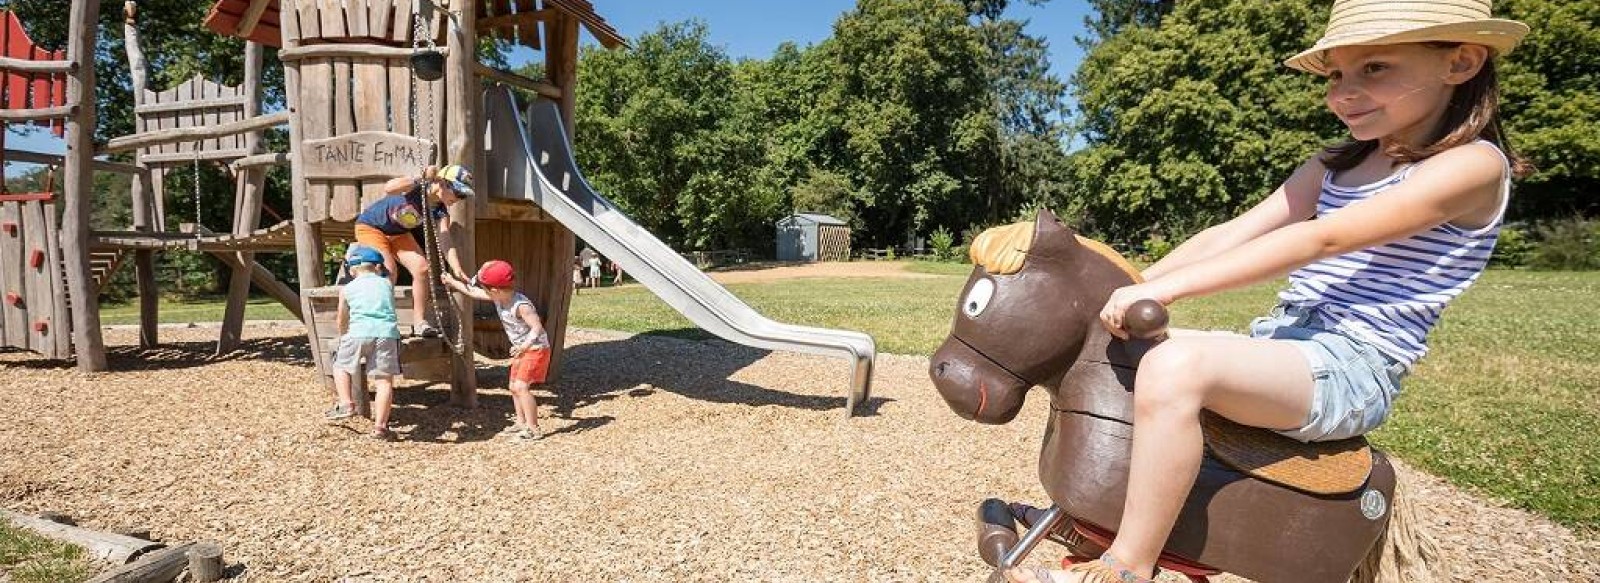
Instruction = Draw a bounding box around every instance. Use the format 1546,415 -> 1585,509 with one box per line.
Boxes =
1249,305 -> 1406,443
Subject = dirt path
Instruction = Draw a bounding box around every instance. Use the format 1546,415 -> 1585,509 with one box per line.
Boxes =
1,328 -> 1594,582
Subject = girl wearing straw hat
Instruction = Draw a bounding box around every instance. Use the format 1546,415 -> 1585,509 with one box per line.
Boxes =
1010,1 -> 1531,582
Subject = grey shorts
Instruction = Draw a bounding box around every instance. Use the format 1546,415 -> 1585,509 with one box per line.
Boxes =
1249,305 -> 1406,443
332,336 -> 401,378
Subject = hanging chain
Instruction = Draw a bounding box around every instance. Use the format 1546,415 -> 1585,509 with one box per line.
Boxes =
191,141 -> 203,238
411,4 -> 463,355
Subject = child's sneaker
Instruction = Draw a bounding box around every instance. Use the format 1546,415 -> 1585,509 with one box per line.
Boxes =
324,403 -> 354,421
498,422 -> 527,437
414,321 -> 441,338
514,427 -> 543,442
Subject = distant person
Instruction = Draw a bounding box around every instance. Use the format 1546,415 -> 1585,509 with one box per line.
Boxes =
354,164 -> 474,338
611,259 -> 625,286
572,256 -> 583,295
324,245 -> 402,441
442,261 -> 550,441
586,254 -> 603,288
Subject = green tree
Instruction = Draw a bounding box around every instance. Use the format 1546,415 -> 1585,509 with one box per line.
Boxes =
1069,0 -> 1598,245
820,0 -> 997,246
966,1 -> 1074,231
1496,0 -> 1600,218
564,21 -> 771,251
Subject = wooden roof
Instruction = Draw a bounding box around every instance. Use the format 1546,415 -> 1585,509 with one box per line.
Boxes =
204,0 -> 625,49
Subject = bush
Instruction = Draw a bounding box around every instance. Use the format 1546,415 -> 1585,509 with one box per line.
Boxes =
1491,224 -> 1533,268
1529,218 -> 1600,271
1140,234 -> 1174,263
929,227 -> 957,261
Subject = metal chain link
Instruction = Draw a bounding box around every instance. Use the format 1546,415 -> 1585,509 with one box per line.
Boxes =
192,141 -> 203,238
411,3 -> 463,355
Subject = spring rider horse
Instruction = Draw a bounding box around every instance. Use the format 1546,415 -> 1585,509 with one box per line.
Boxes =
929,210 -> 1426,583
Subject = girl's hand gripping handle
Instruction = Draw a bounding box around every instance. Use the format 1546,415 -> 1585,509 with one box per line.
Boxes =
1124,299 -> 1170,341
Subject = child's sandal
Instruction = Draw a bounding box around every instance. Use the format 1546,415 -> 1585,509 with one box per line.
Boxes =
1064,552 -> 1156,583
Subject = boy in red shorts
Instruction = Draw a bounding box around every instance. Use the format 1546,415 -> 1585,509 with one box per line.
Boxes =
442,260 -> 549,441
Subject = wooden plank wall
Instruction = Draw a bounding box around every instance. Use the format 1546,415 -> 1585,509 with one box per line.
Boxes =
0,198 -> 68,358
281,0 -> 447,224
137,75 -> 250,164
474,219 -> 572,367
0,10 -> 69,136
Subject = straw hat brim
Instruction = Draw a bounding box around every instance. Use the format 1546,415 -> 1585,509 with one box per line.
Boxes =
1285,19 -> 1529,76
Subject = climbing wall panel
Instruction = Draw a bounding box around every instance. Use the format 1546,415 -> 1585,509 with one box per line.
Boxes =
0,196 -> 69,358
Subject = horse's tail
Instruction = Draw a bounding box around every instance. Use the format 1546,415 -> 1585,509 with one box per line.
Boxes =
1349,458 -> 1447,583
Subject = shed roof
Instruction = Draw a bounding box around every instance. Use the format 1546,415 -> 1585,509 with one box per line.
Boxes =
786,213 -> 847,226
203,0 -> 626,49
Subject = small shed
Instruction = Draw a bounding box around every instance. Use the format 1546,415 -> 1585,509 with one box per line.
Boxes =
776,213 -> 850,262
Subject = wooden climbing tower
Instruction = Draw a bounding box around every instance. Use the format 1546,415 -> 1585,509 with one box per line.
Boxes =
0,3 -> 106,369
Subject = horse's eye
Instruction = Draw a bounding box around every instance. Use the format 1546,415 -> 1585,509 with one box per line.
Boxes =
963,278 -> 996,318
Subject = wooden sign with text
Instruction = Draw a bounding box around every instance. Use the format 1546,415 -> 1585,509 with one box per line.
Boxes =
301,131 -> 435,180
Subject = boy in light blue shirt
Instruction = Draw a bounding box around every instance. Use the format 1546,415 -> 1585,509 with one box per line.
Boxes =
325,245 -> 403,440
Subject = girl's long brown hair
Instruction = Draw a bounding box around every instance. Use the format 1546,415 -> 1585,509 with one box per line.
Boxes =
1322,43 -> 1534,178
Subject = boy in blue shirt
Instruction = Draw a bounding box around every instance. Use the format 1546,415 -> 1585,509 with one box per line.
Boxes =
325,245 -> 403,440
354,164 -> 474,337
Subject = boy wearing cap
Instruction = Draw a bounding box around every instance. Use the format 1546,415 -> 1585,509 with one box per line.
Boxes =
356,164 -> 476,338
442,260 -> 550,441
326,245 -> 403,441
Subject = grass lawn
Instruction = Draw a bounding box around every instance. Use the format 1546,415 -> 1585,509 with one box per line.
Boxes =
0,519 -> 91,583
92,262 -> 1598,531
99,296 -> 295,325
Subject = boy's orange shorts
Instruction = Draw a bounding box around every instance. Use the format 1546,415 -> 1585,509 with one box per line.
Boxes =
354,224 -> 423,257
510,346 -> 550,384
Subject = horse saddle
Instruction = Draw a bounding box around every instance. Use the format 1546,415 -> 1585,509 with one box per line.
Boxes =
1200,411 -> 1372,495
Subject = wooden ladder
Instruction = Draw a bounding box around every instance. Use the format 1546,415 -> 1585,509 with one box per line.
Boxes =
88,249 -> 127,293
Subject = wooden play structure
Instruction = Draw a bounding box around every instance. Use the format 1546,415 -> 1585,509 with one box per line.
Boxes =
2,0 -> 876,415
0,0 -> 626,405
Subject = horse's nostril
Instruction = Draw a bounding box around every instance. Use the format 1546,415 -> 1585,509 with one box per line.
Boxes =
936,362 -> 948,377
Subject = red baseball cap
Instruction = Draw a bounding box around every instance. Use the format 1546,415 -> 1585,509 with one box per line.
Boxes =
476,260 -> 515,288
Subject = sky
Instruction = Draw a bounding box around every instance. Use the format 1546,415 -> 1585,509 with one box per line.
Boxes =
5,1 -> 1093,162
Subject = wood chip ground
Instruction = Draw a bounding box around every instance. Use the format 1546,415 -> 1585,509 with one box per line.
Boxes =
2,321 -> 1595,581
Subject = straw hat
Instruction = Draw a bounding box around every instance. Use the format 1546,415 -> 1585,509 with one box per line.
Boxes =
1285,0 -> 1529,76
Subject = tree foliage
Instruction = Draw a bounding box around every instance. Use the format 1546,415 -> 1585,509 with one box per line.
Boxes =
1068,0 -> 1598,245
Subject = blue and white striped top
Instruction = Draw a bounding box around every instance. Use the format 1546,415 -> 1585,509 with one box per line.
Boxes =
1278,141 -> 1511,370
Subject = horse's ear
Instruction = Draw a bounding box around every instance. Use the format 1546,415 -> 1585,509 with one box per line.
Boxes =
1030,209 -> 1083,258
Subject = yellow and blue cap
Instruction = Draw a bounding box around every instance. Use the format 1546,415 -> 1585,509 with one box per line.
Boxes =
438,164 -> 475,197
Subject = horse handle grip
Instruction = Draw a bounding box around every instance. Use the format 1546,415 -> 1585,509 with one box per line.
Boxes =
1124,299 -> 1169,340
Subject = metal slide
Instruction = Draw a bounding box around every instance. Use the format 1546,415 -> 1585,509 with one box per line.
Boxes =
482,87 -> 876,415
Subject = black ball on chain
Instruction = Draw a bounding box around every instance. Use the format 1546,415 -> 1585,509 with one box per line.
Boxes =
411,50 -> 446,82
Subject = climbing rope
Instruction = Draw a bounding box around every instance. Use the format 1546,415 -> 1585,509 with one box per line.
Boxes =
410,3 -> 464,355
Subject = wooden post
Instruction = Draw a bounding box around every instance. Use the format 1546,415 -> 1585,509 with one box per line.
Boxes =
545,12 -> 579,139
445,0 -> 478,407
217,41 -> 266,355
539,10 -> 580,380
185,541 -> 224,582
84,542 -> 196,583
283,1 -> 329,394
0,510 -> 162,564
123,1 -> 158,349
62,0 -> 105,371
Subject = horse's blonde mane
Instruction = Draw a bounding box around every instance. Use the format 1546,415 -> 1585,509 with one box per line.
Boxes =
969,221 -> 1144,283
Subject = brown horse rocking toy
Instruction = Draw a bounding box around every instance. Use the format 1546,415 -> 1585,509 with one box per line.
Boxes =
929,210 -> 1426,583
